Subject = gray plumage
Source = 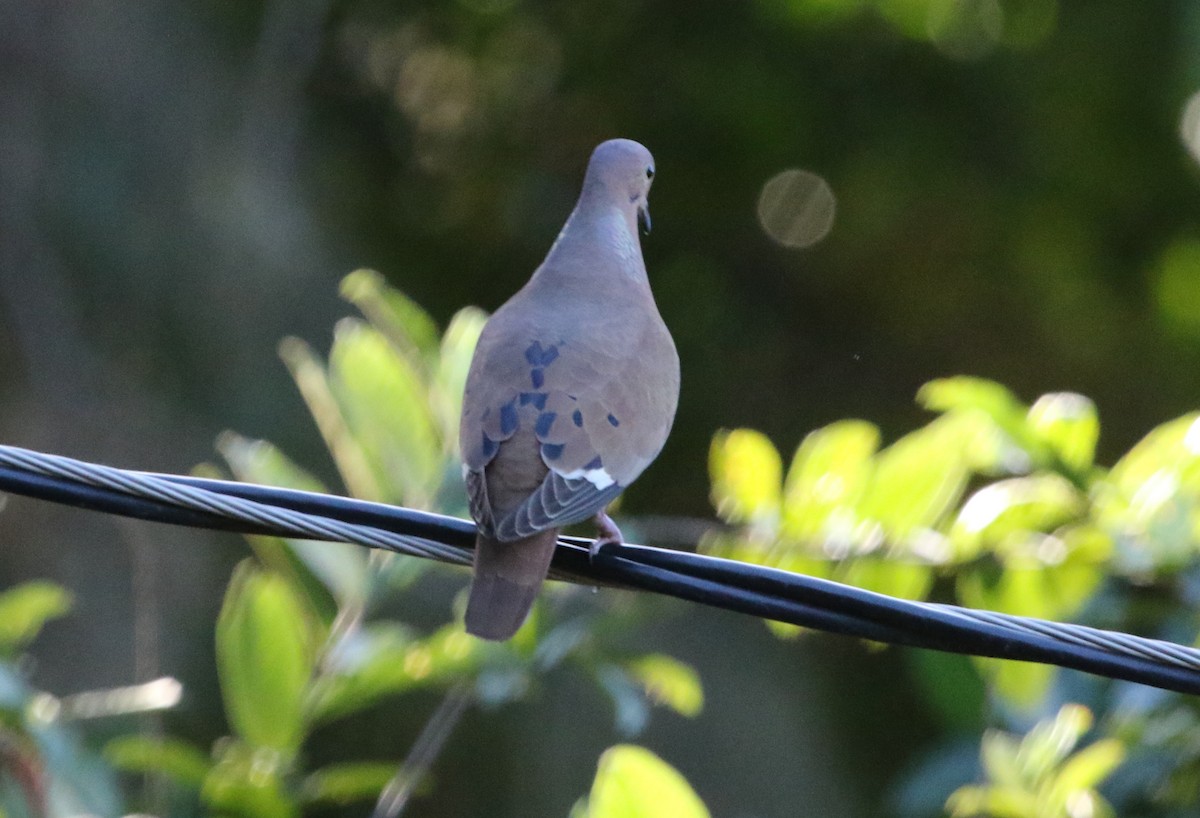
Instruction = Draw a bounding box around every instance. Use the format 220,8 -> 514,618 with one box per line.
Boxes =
459,139 -> 680,640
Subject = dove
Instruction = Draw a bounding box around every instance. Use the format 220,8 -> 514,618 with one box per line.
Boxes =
458,138 -> 680,641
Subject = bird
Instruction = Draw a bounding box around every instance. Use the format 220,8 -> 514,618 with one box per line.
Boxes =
458,138 -> 680,641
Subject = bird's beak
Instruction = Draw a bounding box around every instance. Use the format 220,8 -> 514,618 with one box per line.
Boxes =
637,203 -> 652,236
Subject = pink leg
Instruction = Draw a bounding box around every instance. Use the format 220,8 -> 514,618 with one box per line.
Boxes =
590,511 -> 625,559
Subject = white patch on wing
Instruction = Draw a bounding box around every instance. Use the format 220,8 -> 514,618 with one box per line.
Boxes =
560,465 -> 616,490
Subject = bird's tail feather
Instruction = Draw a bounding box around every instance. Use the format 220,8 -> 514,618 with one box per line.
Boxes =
465,529 -> 559,641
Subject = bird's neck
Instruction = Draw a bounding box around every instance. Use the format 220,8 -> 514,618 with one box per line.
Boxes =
540,197 -> 645,284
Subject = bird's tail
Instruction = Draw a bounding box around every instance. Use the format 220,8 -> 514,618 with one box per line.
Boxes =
465,529 -> 559,641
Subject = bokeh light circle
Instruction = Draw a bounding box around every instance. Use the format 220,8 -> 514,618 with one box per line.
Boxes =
1181,90 -> 1200,166
756,168 -> 837,249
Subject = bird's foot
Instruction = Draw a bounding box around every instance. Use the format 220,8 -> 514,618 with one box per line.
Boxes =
589,511 -> 625,561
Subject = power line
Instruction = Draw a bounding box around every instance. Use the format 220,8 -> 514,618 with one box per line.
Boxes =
0,444 -> 1198,695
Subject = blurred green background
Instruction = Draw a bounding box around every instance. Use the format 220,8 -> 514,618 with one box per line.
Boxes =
3,0 -> 1200,816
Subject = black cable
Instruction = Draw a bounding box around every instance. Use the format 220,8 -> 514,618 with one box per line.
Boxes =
2,445 -> 1199,695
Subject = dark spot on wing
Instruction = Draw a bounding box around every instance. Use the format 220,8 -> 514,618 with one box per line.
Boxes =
481,433 -> 499,459
572,409 -> 584,427
524,341 -> 560,367
607,414 -> 620,427
499,401 -> 519,435
531,368 -> 545,389
535,412 -> 557,438
542,442 -> 564,460
519,391 -> 548,410
585,455 -> 603,470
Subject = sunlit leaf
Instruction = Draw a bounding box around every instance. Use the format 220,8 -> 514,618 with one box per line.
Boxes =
839,558 -> 934,600
0,581 -> 71,655
431,307 -> 488,455
216,563 -> 314,753
976,658 -> 1056,712
1027,392 -> 1099,473
1108,413 -> 1200,496
952,474 -> 1082,560
104,736 -> 212,789
709,429 -> 782,527
1046,739 -> 1125,808
1018,703 -> 1091,779
979,729 -> 1023,788
204,740 -> 297,818
764,620 -> 804,639
945,783 -> 1038,818
582,745 -> 709,818
278,336 -> 384,501
918,377 -> 1028,439
857,416 -> 970,541
781,420 -> 879,541
302,761 -> 398,805
340,268 -> 440,366
329,320 -> 442,508
626,655 -> 704,718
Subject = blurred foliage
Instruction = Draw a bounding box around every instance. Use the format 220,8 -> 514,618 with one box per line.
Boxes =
708,376 -> 1186,704
571,744 -> 709,818
709,377 -> 1200,816
945,705 -> 1123,818
107,273 -> 702,816
0,581 -> 123,818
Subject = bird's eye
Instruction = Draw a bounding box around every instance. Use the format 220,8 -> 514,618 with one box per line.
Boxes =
646,167 -> 655,180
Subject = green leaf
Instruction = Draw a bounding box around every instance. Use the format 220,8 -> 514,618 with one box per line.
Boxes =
330,319 -> 442,508
958,525 -> 1104,625
216,563 -> 314,753
918,377 -> 1029,439
310,624 -> 478,724
582,745 -> 709,818
278,336 -> 384,502
781,420 -> 879,542
839,558 -> 934,600
203,740 -> 297,818
625,655 -> 704,718
340,268 -> 440,365
1108,413 -> 1200,496
919,377 -> 1056,471
216,433 -> 327,494
952,474 -> 1083,560
945,784 -> 1038,818
857,416 -> 970,541
973,657 -> 1056,711
0,581 -> 72,654
979,730 -> 1024,788
1018,703 -> 1091,780
431,307 -> 488,455
708,429 -> 782,527
218,434 -> 370,607
104,736 -> 212,789
302,762 -> 398,805
1027,392 -> 1100,473
1046,739 -> 1125,808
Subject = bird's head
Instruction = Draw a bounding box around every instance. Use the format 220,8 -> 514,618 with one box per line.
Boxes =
584,139 -> 656,235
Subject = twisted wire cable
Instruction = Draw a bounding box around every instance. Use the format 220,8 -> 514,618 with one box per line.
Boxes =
1,444 -> 1199,695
